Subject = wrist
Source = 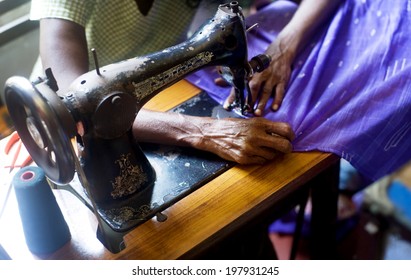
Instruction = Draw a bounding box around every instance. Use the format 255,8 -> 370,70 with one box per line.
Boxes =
179,116 -> 214,150
266,32 -> 298,66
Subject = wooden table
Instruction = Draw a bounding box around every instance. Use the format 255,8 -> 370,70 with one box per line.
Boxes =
0,80 -> 340,260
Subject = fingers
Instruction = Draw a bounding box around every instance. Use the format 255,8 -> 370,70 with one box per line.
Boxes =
230,134 -> 291,165
202,118 -> 295,165
240,119 -> 295,157
272,82 -> 285,112
254,120 -> 295,153
214,77 -> 229,87
223,88 -> 236,110
233,153 -> 271,165
253,85 -> 272,116
225,144 -> 279,165
238,152 -> 277,165
248,75 -> 287,115
265,132 -> 294,153
220,73 -> 288,115
266,121 -> 295,141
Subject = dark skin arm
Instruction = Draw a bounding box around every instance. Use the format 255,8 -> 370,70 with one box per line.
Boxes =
39,19 -> 88,90
134,110 -> 294,165
39,17 -> 295,165
221,0 -> 342,116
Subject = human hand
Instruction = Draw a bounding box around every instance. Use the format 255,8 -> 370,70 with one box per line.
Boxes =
197,117 -> 295,165
217,39 -> 295,116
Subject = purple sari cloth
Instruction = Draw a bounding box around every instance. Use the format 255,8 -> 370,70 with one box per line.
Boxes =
186,0 -> 411,182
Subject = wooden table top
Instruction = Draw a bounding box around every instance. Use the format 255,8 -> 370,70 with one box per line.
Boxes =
0,80 -> 339,260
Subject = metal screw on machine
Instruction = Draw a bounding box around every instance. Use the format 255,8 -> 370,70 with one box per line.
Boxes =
155,211 -> 168,222
45,68 -> 59,92
230,1 -> 240,13
91,48 -> 101,76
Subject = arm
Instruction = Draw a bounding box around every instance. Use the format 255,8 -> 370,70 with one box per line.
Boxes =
39,18 -> 89,91
39,18 -> 295,165
133,109 -> 295,165
224,0 -> 343,116
268,0 -> 342,67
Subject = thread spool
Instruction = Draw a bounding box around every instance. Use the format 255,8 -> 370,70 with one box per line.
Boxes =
13,166 -> 71,254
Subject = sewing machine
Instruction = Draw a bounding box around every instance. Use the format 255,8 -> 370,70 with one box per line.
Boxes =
2,2 -> 270,253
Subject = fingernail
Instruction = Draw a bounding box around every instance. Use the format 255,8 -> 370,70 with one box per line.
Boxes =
272,104 -> 279,111
254,109 -> 261,116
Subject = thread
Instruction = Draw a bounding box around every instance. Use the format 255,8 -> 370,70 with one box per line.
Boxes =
13,166 -> 71,255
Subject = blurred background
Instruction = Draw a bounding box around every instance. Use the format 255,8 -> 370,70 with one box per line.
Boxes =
0,0 -> 39,137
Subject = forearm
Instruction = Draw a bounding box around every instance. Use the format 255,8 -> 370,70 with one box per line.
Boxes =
133,108 -> 295,164
133,109 -> 205,148
269,0 -> 342,61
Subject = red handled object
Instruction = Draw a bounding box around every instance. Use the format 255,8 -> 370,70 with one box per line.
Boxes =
4,131 -> 32,172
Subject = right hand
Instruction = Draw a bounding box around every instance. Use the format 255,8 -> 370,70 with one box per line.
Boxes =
216,38 -> 295,117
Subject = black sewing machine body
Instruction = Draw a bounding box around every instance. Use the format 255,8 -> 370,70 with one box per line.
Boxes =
62,3 -> 249,208
3,2 -> 270,253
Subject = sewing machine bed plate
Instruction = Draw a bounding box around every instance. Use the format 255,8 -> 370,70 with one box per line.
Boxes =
69,91 -> 240,232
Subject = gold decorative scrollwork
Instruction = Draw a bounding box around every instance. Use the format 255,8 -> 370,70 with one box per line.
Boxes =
110,153 -> 148,199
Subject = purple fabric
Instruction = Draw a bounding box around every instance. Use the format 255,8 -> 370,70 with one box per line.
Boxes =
186,0 -> 411,181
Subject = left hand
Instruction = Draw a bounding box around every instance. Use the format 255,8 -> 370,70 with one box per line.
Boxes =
218,39 -> 295,116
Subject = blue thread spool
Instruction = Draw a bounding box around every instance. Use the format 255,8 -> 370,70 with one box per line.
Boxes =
13,166 -> 71,255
